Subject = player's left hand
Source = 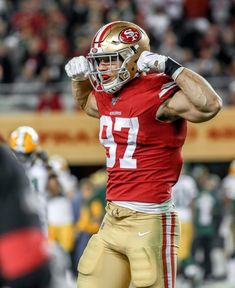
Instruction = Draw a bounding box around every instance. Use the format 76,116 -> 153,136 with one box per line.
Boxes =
137,51 -> 167,73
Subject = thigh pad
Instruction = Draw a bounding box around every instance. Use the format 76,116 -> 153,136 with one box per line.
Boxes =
77,235 -> 104,275
128,247 -> 157,287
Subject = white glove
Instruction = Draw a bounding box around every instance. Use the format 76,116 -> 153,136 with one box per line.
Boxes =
137,51 -> 184,80
65,56 -> 90,81
137,51 -> 167,73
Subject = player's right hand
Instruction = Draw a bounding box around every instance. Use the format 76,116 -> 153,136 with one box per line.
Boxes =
65,56 -> 90,81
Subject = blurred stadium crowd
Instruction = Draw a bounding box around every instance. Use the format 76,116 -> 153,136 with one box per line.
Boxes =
0,0 -> 235,110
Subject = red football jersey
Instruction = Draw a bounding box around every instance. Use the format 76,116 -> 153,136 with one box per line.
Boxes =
94,73 -> 187,203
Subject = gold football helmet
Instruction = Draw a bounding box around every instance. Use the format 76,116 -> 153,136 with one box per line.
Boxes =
87,21 -> 150,93
9,126 -> 39,154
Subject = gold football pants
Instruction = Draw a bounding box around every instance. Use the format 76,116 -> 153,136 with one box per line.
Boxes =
77,202 -> 180,288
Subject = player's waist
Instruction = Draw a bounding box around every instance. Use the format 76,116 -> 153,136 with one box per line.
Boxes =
111,199 -> 175,214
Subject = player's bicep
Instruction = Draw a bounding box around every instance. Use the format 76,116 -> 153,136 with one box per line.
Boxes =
167,90 -> 193,115
84,92 -> 99,118
158,90 -> 214,123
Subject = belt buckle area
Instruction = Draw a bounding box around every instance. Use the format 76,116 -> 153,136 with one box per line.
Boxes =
106,202 -> 119,217
111,208 -> 120,217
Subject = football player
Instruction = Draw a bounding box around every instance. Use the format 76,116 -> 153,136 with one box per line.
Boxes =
49,154 -> 78,199
9,126 -> 50,233
65,21 -> 222,288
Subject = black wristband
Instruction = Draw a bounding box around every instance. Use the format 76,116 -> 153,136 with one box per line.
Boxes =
164,57 -> 182,78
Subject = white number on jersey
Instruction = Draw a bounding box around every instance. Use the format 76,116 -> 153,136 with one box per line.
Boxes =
99,116 -> 139,169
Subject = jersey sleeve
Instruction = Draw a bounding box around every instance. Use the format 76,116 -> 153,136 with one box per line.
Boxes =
156,73 -> 180,105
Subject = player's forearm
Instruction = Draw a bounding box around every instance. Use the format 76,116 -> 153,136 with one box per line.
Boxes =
71,79 -> 93,110
175,68 -> 222,115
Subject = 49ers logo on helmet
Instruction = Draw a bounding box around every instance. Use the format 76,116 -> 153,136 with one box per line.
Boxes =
119,28 -> 141,44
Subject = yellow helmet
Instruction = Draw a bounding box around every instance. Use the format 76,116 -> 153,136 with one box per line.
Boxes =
9,126 -> 39,154
87,21 -> 150,93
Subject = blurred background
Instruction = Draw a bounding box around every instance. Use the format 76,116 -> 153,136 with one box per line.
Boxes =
0,0 -> 235,287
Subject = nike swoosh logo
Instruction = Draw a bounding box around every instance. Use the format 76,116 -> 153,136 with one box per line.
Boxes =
138,231 -> 151,237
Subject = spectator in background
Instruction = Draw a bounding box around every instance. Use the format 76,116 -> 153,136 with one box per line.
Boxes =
184,0 -> 210,19
21,35 -> 46,77
158,29 -> 185,63
192,165 -> 210,191
44,32 -> 69,82
105,0 -> 137,24
0,43 -> 14,84
227,81 -> 235,106
196,46 -> 222,77
89,168 -> 107,209
12,59 -> 43,95
145,2 -> 170,41
10,0 -> 47,36
218,26 -> 235,72
36,85 -> 64,111
46,2 -> 67,34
